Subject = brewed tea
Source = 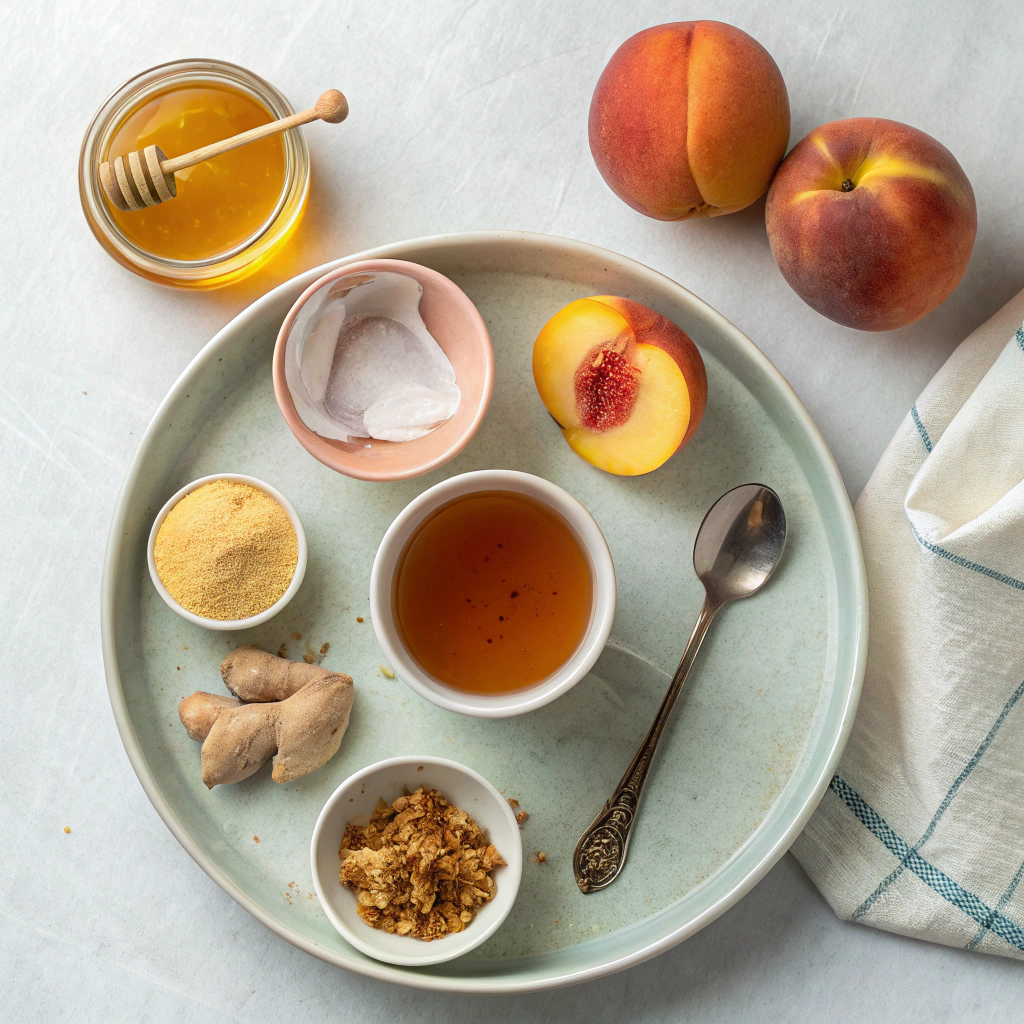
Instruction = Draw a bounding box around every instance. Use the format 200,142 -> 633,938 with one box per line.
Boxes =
395,492 -> 593,693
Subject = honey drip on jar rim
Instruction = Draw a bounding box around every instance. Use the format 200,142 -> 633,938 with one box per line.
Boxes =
396,493 -> 594,694
104,84 -> 286,262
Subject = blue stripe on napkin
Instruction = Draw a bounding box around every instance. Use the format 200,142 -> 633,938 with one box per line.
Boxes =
968,858 -> 1024,949
910,404 -> 933,453
850,678 -> 1024,921
830,774 -> 1024,952
909,523 -> 1024,592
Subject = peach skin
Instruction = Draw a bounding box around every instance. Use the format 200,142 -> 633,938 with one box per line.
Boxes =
532,296 -> 707,476
589,21 -> 790,220
765,118 -> 977,331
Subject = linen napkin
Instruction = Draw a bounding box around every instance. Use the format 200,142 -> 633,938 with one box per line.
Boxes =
791,288 -> 1024,959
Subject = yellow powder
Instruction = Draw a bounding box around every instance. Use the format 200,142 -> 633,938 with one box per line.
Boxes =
154,479 -> 298,620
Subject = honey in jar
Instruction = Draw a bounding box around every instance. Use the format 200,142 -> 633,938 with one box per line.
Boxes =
104,83 -> 286,262
395,493 -> 594,694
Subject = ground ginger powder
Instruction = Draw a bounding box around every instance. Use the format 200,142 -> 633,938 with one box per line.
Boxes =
154,479 -> 297,620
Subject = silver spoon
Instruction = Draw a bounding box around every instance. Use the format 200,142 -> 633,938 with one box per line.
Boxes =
573,483 -> 787,893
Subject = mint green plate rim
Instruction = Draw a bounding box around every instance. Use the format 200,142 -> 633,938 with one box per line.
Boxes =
101,230 -> 867,993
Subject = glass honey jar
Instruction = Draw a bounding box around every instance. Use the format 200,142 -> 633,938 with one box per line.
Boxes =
79,59 -> 310,288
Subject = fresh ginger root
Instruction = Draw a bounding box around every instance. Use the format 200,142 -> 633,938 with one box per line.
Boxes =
178,646 -> 354,789
219,645 -> 328,702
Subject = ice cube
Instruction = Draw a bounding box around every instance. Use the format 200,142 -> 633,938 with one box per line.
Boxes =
363,383 -> 460,442
283,271 -> 460,442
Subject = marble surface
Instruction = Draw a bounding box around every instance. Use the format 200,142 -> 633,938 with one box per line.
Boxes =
1,0 -> 1022,1018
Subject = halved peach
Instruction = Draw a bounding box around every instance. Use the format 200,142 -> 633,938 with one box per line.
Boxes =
532,295 -> 707,475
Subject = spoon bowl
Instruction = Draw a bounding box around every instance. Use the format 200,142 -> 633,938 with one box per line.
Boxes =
695,484 -> 787,604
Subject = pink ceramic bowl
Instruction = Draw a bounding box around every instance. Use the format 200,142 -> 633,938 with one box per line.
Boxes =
272,258 -> 493,481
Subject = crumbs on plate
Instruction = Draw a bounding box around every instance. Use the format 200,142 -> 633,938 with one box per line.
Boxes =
508,797 -> 529,825
339,786 -> 505,940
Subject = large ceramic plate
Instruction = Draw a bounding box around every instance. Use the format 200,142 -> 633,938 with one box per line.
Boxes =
102,231 -> 866,992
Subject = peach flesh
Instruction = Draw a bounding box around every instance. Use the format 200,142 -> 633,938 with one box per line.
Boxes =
532,296 -> 707,476
765,118 -> 977,331
589,21 -> 790,220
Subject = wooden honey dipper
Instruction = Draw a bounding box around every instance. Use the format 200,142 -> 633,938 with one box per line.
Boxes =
99,88 -> 348,212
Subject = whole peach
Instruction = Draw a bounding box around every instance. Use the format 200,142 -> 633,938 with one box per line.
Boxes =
765,118 -> 977,331
589,21 -> 790,220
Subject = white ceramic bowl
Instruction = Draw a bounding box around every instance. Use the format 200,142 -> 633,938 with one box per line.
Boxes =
310,756 -> 523,966
147,473 -> 307,631
369,469 -> 616,718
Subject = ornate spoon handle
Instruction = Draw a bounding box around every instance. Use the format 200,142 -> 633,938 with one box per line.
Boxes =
573,594 -> 720,893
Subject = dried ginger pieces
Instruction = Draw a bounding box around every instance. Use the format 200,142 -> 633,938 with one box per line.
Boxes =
339,787 -> 505,940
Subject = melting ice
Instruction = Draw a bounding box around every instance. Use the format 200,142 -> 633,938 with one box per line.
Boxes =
284,271 -> 460,442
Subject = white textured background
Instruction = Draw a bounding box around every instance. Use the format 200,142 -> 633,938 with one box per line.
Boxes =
2,0 -> 1022,1019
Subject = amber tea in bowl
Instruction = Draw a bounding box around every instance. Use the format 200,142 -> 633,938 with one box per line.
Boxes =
397,492 -> 593,694
370,470 -> 616,718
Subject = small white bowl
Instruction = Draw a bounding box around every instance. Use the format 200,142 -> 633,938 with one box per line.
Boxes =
370,469 -> 616,718
310,756 -> 523,966
147,473 -> 307,631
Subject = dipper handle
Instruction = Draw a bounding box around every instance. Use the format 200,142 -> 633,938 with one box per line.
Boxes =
160,89 -> 348,174
99,89 -> 348,212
